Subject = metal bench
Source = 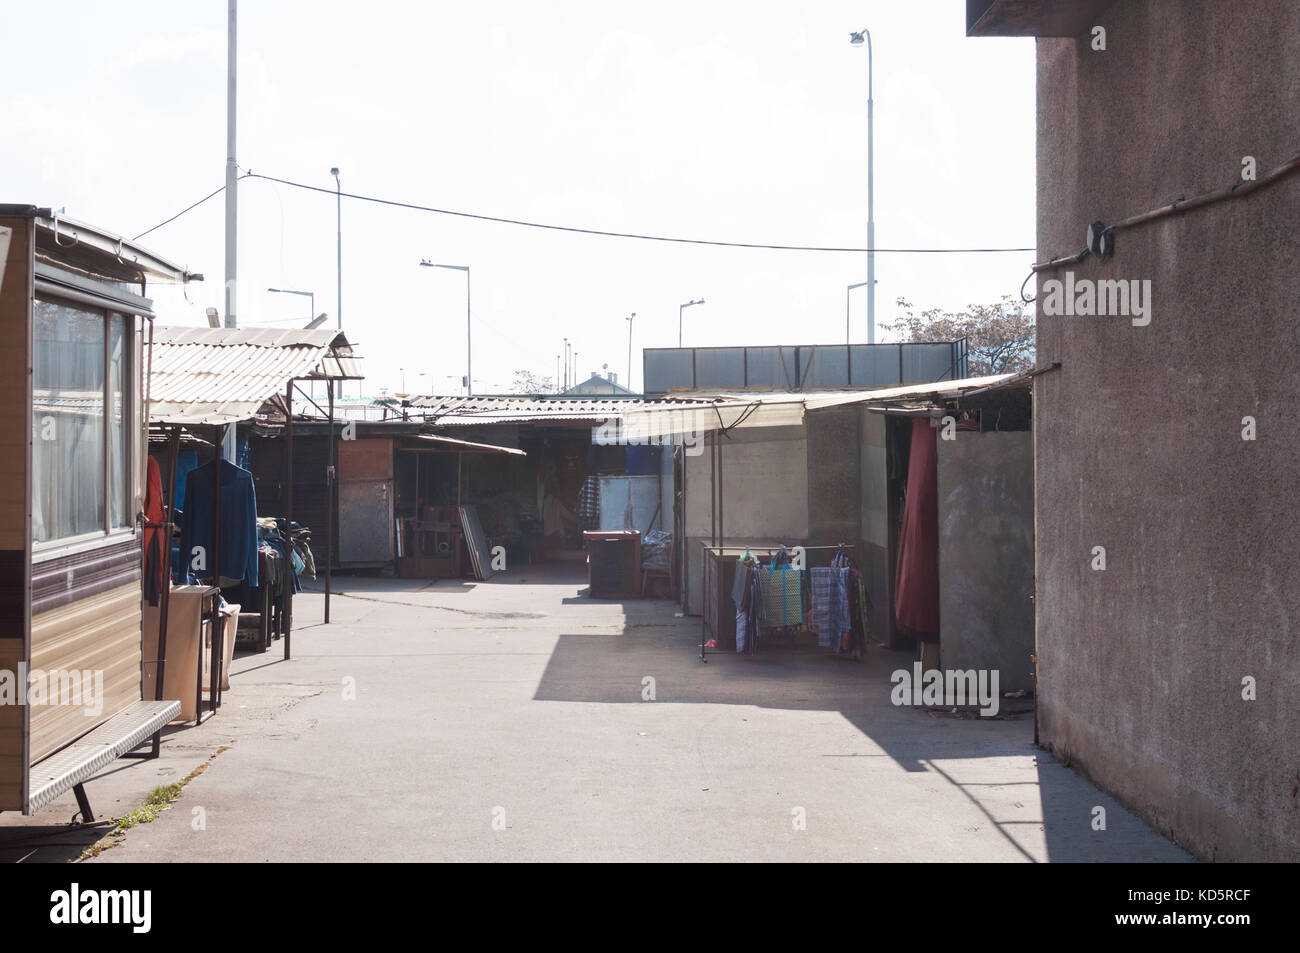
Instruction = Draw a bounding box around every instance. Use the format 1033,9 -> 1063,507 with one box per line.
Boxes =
27,699 -> 182,821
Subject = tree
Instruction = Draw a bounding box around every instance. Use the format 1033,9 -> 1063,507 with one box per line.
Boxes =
510,369 -> 554,394
881,295 -> 1036,376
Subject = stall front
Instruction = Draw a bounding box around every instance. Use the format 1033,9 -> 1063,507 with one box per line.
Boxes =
145,325 -> 363,701
0,206 -> 200,815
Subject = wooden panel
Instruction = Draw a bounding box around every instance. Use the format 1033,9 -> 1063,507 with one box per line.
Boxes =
339,436 -> 393,482
0,638 -> 23,810
0,214 -> 32,552
28,582 -> 142,763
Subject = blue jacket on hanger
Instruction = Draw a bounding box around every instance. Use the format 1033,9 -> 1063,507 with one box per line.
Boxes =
179,458 -> 259,587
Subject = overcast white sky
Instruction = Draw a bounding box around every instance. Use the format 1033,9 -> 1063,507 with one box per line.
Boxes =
4,0 -> 1034,396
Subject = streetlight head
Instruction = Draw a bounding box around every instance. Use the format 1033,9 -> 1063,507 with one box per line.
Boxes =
849,31 -> 865,45
330,167 -> 339,177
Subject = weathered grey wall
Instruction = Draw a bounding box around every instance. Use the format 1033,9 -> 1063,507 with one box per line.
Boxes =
1035,0 -> 1300,860
857,409 -> 892,642
682,425 -> 808,614
806,406 -> 860,546
938,431 -> 1035,693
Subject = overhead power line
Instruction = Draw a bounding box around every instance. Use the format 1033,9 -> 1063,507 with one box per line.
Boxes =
132,185 -> 228,241
133,171 -> 1035,254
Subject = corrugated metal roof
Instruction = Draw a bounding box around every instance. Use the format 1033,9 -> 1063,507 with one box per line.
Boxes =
148,326 -> 363,426
403,394 -> 714,426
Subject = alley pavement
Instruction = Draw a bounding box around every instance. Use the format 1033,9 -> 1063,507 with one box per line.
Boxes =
2,559 -> 1190,862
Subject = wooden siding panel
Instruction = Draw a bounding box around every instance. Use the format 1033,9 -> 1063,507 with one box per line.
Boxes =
28,582 -> 142,763
0,639 -> 22,810
0,214 -> 32,552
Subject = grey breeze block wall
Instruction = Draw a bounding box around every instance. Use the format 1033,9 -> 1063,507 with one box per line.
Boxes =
1035,0 -> 1300,860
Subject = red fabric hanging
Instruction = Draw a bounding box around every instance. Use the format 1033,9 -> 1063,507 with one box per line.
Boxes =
894,417 -> 940,636
143,455 -> 167,599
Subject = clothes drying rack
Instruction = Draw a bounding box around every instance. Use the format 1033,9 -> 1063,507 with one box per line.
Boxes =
699,542 -> 856,662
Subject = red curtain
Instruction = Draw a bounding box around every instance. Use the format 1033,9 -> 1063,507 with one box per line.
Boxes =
894,418 -> 940,636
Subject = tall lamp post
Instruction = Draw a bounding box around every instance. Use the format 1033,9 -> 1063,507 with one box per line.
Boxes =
420,260 -> 472,396
625,312 -> 636,392
679,298 -> 704,348
330,167 -> 342,397
849,28 -> 876,345
846,280 -> 869,345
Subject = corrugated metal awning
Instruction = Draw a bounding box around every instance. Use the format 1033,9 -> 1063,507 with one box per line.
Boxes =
404,394 -> 715,427
149,326 -> 363,426
617,370 -> 1035,435
404,434 -> 527,456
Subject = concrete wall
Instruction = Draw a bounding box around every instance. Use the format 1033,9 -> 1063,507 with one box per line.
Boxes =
806,406 -> 860,547
1034,0 -> 1300,860
857,410 -> 892,641
682,425 -> 808,614
937,431 -> 1035,693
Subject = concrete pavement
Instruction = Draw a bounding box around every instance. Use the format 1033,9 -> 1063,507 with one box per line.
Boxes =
1,560 -> 1191,862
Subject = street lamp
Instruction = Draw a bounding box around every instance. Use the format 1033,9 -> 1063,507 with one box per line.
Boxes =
625,312 -> 636,392
849,28 -> 876,347
268,287 -> 314,320
846,281 -> 870,345
330,167 -> 342,397
269,287 -> 314,396
420,260 -> 472,396
679,298 -> 704,348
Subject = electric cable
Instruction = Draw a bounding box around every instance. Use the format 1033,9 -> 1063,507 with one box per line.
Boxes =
133,171 -> 1034,255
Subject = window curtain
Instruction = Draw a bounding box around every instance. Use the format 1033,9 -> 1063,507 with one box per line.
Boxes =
32,299 -> 105,542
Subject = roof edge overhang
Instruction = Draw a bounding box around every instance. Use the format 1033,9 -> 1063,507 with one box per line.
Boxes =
32,210 -> 200,283
966,0 -> 1118,37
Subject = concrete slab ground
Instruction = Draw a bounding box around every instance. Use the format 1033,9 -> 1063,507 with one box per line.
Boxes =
1,561 -> 1191,862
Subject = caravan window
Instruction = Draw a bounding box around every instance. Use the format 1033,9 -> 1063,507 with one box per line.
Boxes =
32,298 -> 131,545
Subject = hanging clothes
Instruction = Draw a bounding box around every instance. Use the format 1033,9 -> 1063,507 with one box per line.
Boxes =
895,418 -> 940,638
576,475 -> 600,529
810,567 -> 846,647
734,555 -> 765,653
142,456 -> 167,606
179,458 -> 259,587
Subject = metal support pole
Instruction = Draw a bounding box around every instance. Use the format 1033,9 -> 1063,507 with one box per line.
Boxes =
325,386 -> 335,624
210,424 -> 225,714
465,268 -> 472,397
866,32 -> 875,345
284,381 -> 293,659
222,0 -> 238,461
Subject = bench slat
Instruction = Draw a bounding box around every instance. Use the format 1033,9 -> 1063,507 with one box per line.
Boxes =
27,700 -> 182,813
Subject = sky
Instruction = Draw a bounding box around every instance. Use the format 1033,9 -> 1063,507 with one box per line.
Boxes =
2,0 -> 1035,396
